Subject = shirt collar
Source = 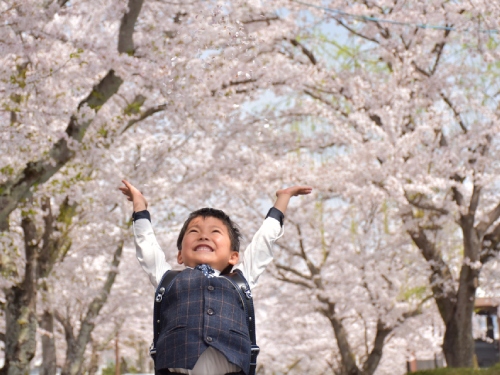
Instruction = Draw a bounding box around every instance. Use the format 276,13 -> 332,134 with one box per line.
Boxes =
186,266 -> 221,276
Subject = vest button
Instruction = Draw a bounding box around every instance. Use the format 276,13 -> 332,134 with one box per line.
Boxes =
207,285 -> 214,291
206,336 -> 213,342
207,308 -> 214,315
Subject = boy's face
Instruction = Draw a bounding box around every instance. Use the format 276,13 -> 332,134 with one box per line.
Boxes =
177,216 -> 239,271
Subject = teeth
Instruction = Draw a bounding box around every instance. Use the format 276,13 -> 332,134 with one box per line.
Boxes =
196,246 -> 213,252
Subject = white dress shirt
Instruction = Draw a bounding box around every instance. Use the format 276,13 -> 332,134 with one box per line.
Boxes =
133,213 -> 284,375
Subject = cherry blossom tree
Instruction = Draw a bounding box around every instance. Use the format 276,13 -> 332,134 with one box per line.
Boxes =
4,0 -> 500,373
257,0 -> 500,368
0,0 -> 310,373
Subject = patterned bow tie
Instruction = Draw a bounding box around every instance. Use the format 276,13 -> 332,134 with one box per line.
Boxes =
195,264 -> 215,278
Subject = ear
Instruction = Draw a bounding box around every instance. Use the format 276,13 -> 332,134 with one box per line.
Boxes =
228,251 -> 239,266
177,251 -> 184,265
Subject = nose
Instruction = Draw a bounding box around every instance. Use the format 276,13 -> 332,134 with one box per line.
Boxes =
199,232 -> 209,240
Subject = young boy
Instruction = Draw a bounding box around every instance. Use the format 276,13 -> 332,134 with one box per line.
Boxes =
120,180 -> 312,375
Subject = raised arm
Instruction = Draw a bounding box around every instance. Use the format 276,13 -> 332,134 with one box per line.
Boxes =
273,186 -> 312,214
235,185 -> 312,288
119,179 -> 170,287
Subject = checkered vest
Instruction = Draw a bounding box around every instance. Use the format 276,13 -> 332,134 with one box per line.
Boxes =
155,268 -> 251,374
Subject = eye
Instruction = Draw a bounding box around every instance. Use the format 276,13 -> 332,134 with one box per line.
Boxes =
212,229 -> 221,234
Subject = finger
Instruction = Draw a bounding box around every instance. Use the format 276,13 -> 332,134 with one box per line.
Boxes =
297,187 -> 313,195
122,179 -> 132,189
118,187 -> 131,195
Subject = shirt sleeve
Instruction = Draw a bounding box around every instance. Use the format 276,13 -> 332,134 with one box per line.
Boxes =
133,210 -> 171,288
233,208 -> 284,289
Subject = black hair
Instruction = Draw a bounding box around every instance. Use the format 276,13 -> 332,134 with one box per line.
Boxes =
176,207 -> 242,253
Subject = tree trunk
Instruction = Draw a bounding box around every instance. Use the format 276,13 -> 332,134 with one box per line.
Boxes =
0,219 -> 38,375
440,213 -> 480,367
329,315 -> 362,375
115,335 -> 120,375
406,198 -> 481,368
39,310 -> 57,375
442,310 -> 474,367
442,263 -> 477,367
87,343 -> 101,375
1,286 -> 37,375
361,320 -> 392,374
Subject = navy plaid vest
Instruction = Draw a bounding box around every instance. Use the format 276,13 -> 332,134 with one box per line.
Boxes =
155,268 -> 251,374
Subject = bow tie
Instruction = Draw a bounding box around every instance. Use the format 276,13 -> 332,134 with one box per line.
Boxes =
195,264 -> 215,278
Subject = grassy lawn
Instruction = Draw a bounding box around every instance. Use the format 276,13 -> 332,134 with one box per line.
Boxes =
410,365 -> 500,375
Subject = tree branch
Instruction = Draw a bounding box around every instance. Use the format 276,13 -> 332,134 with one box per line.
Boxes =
275,263 -> 312,280
303,89 -> 349,117
406,227 -> 456,324
289,38 -> 317,65
54,309 -> 75,350
21,216 -> 38,295
411,61 -> 431,77
405,192 -> 449,215
430,29 -> 451,75
480,221 -> 500,264
451,174 -> 465,207
362,320 -> 392,374
477,201 -> 500,236
468,182 -> 481,217
0,0 -> 145,231
211,78 -> 258,96
274,274 -> 314,289
120,103 -> 168,134
441,93 -> 467,134
118,0 -> 144,54
37,197 -> 77,280
242,16 -> 279,25
321,300 -> 360,374
333,17 -> 379,44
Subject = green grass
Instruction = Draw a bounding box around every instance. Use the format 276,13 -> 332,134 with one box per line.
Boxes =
410,364 -> 500,375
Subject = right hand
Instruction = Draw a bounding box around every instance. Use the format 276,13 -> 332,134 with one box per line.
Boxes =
276,186 -> 313,197
119,180 -> 148,210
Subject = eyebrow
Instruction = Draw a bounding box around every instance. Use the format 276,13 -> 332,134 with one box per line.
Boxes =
188,223 -> 226,230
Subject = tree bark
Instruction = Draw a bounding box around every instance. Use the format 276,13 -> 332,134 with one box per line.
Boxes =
442,304 -> 475,367
115,334 -> 120,375
39,309 -> 57,375
441,214 -> 479,367
361,320 -> 392,375
408,226 -> 478,367
0,218 -> 38,375
328,310 -> 360,375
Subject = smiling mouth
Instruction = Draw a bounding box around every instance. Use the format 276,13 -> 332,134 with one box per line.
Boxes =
194,245 -> 214,252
